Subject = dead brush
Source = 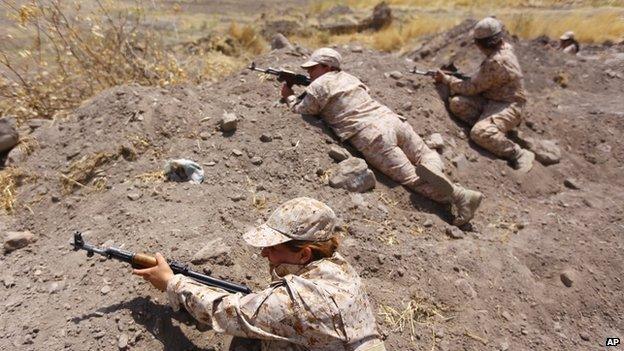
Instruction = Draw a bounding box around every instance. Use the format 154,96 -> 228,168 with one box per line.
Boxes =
134,171 -> 165,183
0,167 -> 29,213
378,296 -> 452,343
0,0 -> 187,124
60,152 -> 116,193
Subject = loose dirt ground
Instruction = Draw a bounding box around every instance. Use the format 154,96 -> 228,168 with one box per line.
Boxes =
1,11 -> 623,351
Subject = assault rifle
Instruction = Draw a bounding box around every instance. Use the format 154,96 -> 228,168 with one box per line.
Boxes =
70,231 -> 252,294
248,62 -> 311,87
410,67 -> 470,81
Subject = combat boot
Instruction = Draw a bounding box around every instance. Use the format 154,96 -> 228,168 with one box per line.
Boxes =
452,186 -> 483,226
415,164 -> 454,200
512,149 -> 535,173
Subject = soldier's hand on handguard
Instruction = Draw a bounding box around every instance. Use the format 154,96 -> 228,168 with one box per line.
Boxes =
133,253 -> 174,292
434,70 -> 447,84
281,82 -> 294,99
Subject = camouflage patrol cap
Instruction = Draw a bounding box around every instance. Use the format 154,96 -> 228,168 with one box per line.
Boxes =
473,17 -> 503,39
560,31 -> 575,40
301,48 -> 342,69
243,197 -> 337,247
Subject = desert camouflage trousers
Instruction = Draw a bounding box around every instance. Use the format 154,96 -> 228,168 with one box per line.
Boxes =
448,95 -> 524,159
349,117 -> 449,203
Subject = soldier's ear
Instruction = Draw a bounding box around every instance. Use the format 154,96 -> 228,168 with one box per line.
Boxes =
299,246 -> 313,264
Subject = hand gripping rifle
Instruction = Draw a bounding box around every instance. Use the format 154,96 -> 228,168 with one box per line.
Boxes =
409,67 -> 470,81
248,62 -> 311,87
70,231 -> 252,294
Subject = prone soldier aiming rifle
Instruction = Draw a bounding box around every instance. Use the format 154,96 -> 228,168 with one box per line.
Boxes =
70,231 -> 251,294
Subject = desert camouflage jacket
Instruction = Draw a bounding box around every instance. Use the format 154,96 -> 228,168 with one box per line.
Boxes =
445,41 -> 527,104
166,253 -> 384,351
286,71 -> 397,141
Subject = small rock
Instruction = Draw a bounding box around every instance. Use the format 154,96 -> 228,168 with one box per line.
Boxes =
554,321 -> 562,332
560,270 -> 575,287
101,285 -> 111,295
0,117 -> 19,153
199,131 -> 210,140
51,195 -> 61,203
232,149 -> 243,157
425,133 -> 444,150
3,231 -> 36,254
231,194 -> 246,202
118,333 -> 129,350
579,332 -> 590,341
423,219 -> 433,228
501,310 -> 512,322
220,112 -> 238,132
500,341 -> 510,351
328,146 -> 350,162
387,71 -> 403,80
260,133 -> 273,142
401,102 -> 412,111
329,157 -> 376,193
351,46 -> 363,53
513,131 -> 561,165
191,238 -> 233,266
48,281 -> 64,294
250,156 -> 263,165
445,227 -> 465,239
127,192 -> 142,201
563,178 -> 581,190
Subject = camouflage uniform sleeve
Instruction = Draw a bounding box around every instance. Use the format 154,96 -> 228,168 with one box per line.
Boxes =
286,92 -> 322,115
445,59 -> 507,96
166,274 -> 300,342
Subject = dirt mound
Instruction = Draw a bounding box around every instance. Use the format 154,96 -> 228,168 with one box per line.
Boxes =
1,22 -> 623,350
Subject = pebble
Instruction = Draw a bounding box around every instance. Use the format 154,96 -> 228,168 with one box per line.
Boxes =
232,149 -> 243,156
387,71 -> 403,79
127,192 -> 141,201
250,156 -> 263,165
351,46 -> 363,53
579,332 -> 590,341
423,219 -> 433,228
231,194 -> 246,202
563,178 -> 581,190
220,112 -> 238,132
260,133 -> 273,142
199,131 -> 210,140
328,146 -> 350,162
445,226 -> 465,239
499,341 -> 510,351
560,270 -> 575,287
101,285 -> 111,295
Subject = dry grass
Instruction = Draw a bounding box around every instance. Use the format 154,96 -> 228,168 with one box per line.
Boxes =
227,22 -> 268,55
502,9 -> 624,43
0,167 -> 29,213
60,152 -> 116,194
134,171 -> 165,183
378,296 -> 451,342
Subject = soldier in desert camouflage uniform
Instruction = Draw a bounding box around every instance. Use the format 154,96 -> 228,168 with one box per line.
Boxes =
281,48 -> 482,226
558,31 -> 579,55
134,197 -> 386,351
434,17 -> 535,173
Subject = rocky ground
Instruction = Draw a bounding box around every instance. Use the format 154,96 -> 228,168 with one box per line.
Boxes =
1,17 -> 624,351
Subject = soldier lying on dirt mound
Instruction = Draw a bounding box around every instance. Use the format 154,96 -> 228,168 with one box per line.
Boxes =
280,48 -> 481,226
134,197 -> 387,351
433,17 -> 535,173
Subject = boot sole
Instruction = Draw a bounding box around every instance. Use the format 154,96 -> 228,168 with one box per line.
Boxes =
453,191 -> 483,226
415,164 -> 454,199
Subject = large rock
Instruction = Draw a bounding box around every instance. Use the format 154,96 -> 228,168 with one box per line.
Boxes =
270,33 -> 293,50
512,131 -> 561,165
191,238 -> 233,266
329,157 -> 376,193
360,2 -> 392,31
3,231 -> 36,254
0,118 -> 19,153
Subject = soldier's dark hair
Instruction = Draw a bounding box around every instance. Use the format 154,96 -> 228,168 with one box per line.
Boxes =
474,31 -> 504,49
284,235 -> 340,261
